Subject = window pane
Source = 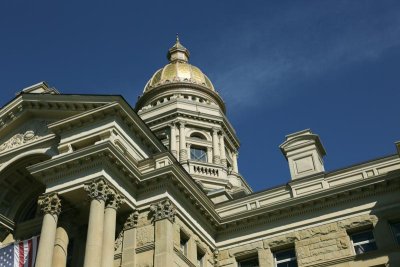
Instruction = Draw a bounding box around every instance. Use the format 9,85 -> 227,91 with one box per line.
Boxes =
354,242 -> 377,254
190,147 -> 207,162
391,222 -> 400,245
351,231 -> 374,243
275,250 -> 296,261
277,261 -> 298,267
239,258 -> 259,267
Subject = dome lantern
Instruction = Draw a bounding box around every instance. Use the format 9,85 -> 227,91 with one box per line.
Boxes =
167,34 -> 190,63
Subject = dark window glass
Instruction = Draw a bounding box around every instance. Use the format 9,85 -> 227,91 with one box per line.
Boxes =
391,222 -> 400,245
238,258 -> 259,267
351,230 -> 377,255
274,249 -> 298,267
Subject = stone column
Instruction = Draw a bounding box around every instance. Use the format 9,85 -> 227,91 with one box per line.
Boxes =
179,122 -> 187,162
52,226 -> 69,267
170,123 -> 177,158
35,193 -> 62,267
186,143 -> 191,161
121,211 -> 139,267
207,147 -> 213,163
212,128 -> 221,164
83,179 -> 109,267
219,133 -> 227,167
101,189 -> 124,267
232,150 -> 239,173
151,200 -> 176,267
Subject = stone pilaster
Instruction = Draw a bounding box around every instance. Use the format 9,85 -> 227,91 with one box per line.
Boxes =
121,210 -> 139,267
35,193 -> 62,267
212,128 -> 221,164
232,150 -> 239,173
219,133 -> 227,167
170,123 -> 178,158
101,189 -> 124,267
150,200 -> 176,267
83,179 -> 109,267
179,122 -> 187,162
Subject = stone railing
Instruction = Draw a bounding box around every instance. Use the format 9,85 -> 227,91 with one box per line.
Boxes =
188,160 -> 225,179
216,155 -> 400,218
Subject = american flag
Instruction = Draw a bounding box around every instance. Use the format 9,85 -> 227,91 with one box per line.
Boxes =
0,236 -> 39,267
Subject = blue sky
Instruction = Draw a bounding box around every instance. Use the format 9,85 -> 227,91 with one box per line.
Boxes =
1,1 -> 399,191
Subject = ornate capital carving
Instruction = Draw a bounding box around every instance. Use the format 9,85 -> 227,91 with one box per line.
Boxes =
106,190 -> 124,210
124,210 -> 140,230
150,199 -> 176,222
84,179 -> 109,202
38,193 -> 61,216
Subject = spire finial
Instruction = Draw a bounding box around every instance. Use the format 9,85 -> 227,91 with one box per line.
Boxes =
176,33 -> 180,43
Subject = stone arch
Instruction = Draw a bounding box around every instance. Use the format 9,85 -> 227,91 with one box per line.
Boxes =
0,153 -> 50,240
188,130 -> 211,141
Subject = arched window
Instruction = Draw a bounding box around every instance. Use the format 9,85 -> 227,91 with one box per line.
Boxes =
190,146 -> 207,162
190,132 -> 207,141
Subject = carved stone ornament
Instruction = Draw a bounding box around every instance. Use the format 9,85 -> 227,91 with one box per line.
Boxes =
124,210 -> 140,230
0,120 -> 49,154
150,199 -> 176,222
38,193 -> 61,216
84,179 -> 109,202
106,190 -> 125,210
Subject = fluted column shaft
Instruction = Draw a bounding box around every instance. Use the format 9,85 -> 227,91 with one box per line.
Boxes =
179,122 -> 187,162
219,134 -> 227,167
212,128 -> 220,164
83,179 -> 109,267
35,193 -> 61,267
101,191 -> 124,267
232,151 -> 239,173
170,123 -> 177,158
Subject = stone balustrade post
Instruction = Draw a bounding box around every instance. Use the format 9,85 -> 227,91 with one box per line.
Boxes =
83,179 -> 109,267
150,199 -> 176,267
35,193 -> 62,267
101,189 -> 124,267
121,211 -> 139,266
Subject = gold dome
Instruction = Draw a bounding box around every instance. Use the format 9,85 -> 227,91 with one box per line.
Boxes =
143,36 -> 215,93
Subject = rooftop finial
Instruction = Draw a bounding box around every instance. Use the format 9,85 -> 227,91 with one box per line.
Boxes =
176,33 -> 180,43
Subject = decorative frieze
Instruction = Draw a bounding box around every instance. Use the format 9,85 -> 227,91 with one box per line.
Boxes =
84,178 -> 109,202
150,199 -> 176,222
124,210 -> 140,230
38,193 -> 61,216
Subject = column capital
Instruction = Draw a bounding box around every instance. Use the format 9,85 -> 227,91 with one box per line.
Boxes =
84,178 -> 109,202
124,210 -> 140,230
38,193 -> 61,216
150,199 -> 176,223
212,127 -> 220,134
106,189 -> 124,210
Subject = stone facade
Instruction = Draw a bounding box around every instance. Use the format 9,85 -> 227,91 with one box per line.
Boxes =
0,39 -> 399,267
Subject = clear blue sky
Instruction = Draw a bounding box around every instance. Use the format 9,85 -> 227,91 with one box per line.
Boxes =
1,1 -> 399,191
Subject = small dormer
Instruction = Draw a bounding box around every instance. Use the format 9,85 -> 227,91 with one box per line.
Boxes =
280,129 -> 326,180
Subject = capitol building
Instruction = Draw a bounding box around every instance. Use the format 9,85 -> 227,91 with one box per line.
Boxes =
0,37 -> 399,267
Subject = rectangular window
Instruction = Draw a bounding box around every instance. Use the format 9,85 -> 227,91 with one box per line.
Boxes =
180,231 -> 189,256
238,257 -> 259,267
190,147 -> 207,162
350,230 -> 377,255
274,249 -> 298,267
390,222 -> 400,245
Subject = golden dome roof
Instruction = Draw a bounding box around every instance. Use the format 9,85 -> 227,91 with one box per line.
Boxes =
143,36 -> 215,93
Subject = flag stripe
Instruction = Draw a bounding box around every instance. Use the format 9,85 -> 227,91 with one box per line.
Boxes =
18,242 -> 24,267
